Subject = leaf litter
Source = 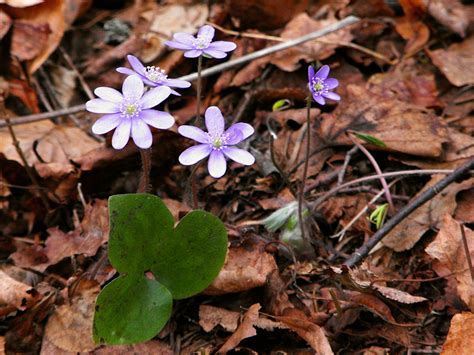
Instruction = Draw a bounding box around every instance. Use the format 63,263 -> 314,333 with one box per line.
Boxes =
0,0 -> 473,353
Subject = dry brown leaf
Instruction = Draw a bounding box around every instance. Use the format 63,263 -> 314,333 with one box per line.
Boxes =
319,84 -> 448,158
204,240 -> 277,295
11,200 -> 109,272
455,189 -> 474,224
428,36 -> 474,87
0,10 -> 11,39
270,12 -> 354,72
425,0 -> 470,37
43,279 -> 99,352
11,21 -> 50,61
199,305 -> 287,333
382,176 -> 474,251
442,312 -> 474,354
0,270 -> 37,310
0,336 -> 4,355
217,304 -> 260,354
394,18 -> 429,56
425,215 -> 474,311
4,0 -> 65,73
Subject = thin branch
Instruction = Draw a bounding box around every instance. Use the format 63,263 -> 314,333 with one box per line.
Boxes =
344,159 -> 474,267
460,224 -> 474,283
338,146 -> 358,185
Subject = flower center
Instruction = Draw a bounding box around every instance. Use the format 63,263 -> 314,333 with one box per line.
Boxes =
212,137 -> 223,148
194,34 -> 211,49
120,98 -> 142,118
312,78 -> 327,94
145,66 -> 167,83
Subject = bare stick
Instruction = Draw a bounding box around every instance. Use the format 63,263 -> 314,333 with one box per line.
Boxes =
338,146 -> 358,185
1,16 -> 359,128
59,46 -> 94,100
298,97 -> 312,242
344,159 -> 474,267
348,133 -> 394,212
0,96 -> 51,210
460,224 -> 474,283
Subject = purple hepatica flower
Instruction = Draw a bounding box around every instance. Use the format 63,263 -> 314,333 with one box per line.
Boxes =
308,65 -> 340,105
164,25 -> 236,59
86,75 -> 174,150
116,55 -> 191,96
178,106 -> 255,179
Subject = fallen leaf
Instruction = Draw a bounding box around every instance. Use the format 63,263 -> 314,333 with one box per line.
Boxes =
394,18 -> 429,57
425,215 -> 474,311
217,304 -> 260,354
426,0 -> 470,37
0,10 -> 11,39
204,240 -> 277,295
0,270 -> 37,310
318,84 -> 448,158
442,312 -> 474,354
11,21 -> 51,61
428,36 -> 474,87
455,189 -> 474,223
43,279 -> 99,352
270,12 -> 354,72
11,199 -> 109,272
382,176 -> 474,251
0,0 -> 43,7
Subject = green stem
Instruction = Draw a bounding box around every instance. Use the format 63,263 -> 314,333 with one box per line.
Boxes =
196,55 -> 203,121
137,148 -> 151,193
298,96 -> 312,242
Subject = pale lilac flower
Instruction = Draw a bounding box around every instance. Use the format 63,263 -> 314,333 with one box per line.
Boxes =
86,75 -> 174,150
164,25 -> 236,59
116,55 -> 191,96
308,65 -> 340,105
178,106 -> 255,179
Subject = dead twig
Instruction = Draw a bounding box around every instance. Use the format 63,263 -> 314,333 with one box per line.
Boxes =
460,224 -> 474,283
344,159 -> 474,267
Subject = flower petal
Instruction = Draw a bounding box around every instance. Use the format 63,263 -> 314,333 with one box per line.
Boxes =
117,67 -> 138,76
222,147 -> 255,165
169,88 -> 181,96
322,91 -> 341,101
184,49 -> 203,58
122,75 -> 144,99
224,128 -> 243,145
308,65 -> 315,80
163,78 -> 191,88
173,32 -> 195,45
205,106 -> 225,136
325,78 -> 339,89
313,94 -> 325,105
179,144 -> 212,165
315,65 -> 330,80
127,55 -> 146,75
140,86 -> 171,109
131,118 -> 153,149
198,25 -> 215,40
208,150 -> 226,178
94,87 -> 123,103
86,99 -> 120,114
140,109 -> 175,129
164,40 -> 194,50
92,113 -> 122,134
178,125 -> 209,143
202,49 -> 227,59
208,41 -> 236,52
112,117 -> 131,149
226,122 -> 254,143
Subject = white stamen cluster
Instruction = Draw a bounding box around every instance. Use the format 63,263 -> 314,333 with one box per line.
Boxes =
209,133 -> 228,150
120,97 -> 142,118
311,77 -> 328,95
145,66 -> 167,83
194,34 -> 212,49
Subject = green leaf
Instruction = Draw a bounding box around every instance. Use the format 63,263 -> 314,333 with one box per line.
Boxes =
353,132 -> 387,147
272,99 -> 291,112
152,210 -> 228,299
369,203 -> 388,230
108,194 -> 174,274
93,274 -> 172,345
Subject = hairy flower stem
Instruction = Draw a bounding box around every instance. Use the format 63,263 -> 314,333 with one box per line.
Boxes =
184,163 -> 201,209
196,56 -> 203,121
138,148 -> 152,193
298,96 -> 312,242
0,96 -> 51,210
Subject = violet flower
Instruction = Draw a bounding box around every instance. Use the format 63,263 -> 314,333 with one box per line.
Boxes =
117,55 -> 191,96
308,65 -> 340,105
164,25 -> 236,59
86,75 -> 174,150
178,106 -> 255,179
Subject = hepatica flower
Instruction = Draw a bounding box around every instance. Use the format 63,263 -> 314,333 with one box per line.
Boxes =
165,25 -> 236,59
308,65 -> 340,105
178,106 -> 255,178
117,55 -> 191,96
86,75 -> 174,149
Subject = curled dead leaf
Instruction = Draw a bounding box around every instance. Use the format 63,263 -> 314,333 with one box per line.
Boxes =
442,312 -> 474,354
0,270 -> 38,310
